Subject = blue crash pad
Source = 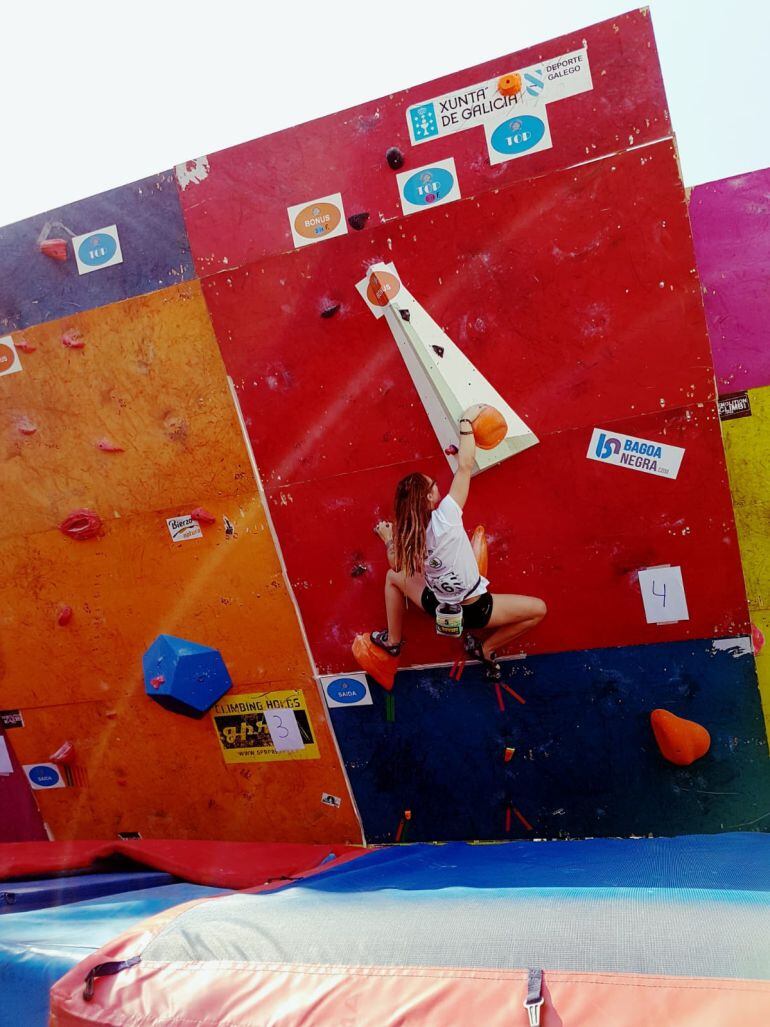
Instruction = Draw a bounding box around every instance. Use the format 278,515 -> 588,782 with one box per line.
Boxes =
0,870 -> 177,914
0,882 -> 228,1027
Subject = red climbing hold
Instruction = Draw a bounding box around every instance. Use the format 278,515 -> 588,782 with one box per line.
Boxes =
650,708 -> 711,766
40,238 -> 69,261
62,330 -> 85,349
57,605 -> 73,626
97,439 -> 124,453
17,418 -> 37,436
191,507 -> 216,525
444,444 -> 459,456
752,623 -> 765,655
150,676 -> 165,689
49,740 -> 75,764
59,510 -> 102,541
352,633 -> 399,691
13,336 -> 36,353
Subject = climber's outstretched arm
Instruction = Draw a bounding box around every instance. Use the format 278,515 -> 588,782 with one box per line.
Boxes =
449,406 -> 481,510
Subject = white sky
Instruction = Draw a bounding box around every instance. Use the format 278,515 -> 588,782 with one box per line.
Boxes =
2,0 -> 768,227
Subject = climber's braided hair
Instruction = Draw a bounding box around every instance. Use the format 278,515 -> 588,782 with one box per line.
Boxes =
393,472 -> 433,579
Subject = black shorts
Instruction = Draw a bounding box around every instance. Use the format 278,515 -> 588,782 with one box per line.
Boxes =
421,588 -> 494,630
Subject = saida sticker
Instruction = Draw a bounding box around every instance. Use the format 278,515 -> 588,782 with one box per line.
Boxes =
211,690 -> 320,763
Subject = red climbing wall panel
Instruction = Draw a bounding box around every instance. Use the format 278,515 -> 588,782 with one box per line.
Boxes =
205,140 -> 748,672
178,9 -> 669,274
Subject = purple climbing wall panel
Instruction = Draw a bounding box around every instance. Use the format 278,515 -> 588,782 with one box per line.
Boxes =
0,172 -> 194,334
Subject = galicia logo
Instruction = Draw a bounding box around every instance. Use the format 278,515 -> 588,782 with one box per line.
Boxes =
490,115 -> 546,156
410,103 -> 438,141
327,677 -> 367,705
77,233 -> 118,268
595,433 -> 622,460
402,166 -> 455,207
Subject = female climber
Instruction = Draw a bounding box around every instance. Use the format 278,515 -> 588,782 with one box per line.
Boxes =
369,406 -> 547,681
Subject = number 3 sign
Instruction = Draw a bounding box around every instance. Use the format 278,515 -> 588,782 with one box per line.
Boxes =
266,709 -> 304,752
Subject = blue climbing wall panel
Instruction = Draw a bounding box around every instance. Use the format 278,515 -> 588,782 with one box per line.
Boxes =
329,638 -> 770,842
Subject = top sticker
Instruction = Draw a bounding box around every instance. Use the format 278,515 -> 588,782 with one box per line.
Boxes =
73,225 -> 123,276
406,48 -> 592,145
397,158 -> 461,215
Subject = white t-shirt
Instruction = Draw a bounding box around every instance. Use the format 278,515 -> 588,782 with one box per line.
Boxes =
424,494 -> 489,602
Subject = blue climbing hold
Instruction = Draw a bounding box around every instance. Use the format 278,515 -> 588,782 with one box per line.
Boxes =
142,635 -> 232,718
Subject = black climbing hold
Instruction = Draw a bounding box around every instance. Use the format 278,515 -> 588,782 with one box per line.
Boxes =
399,309 -> 411,321
351,564 -> 367,578
348,212 -> 370,231
386,147 -> 404,170
432,345 -> 445,358
321,304 -> 340,319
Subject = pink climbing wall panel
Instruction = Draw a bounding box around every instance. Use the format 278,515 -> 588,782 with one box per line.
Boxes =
205,140 -> 748,673
178,9 -> 669,274
689,166 -> 770,394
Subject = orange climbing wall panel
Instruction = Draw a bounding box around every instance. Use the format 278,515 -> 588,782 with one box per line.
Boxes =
0,284 -> 360,843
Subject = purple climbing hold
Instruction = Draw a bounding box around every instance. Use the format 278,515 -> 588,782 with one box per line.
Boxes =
444,444 -> 459,456
348,212 -> 370,231
321,304 -> 341,319
432,345 -> 445,358
351,564 -> 367,578
386,147 -> 404,170
399,309 -> 411,322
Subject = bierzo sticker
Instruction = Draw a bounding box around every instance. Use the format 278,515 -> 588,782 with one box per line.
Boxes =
587,428 -> 685,480
211,690 -> 320,764
166,515 -> 203,542
287,193 -> 347,248
397,158 -> 461,215
72,225 -> 123,275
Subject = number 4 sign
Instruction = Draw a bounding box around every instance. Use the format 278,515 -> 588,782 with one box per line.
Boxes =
265,708 -> 304,752
638,566 -> 689,625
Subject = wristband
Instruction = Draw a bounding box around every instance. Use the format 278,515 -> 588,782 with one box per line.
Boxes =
459,418 -> 473,425
459,430 -> 474,435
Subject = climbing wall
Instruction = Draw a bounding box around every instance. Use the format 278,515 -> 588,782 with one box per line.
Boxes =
1,9 -> 767,844
690,167 -> 770,740
186,9 -> 766,841
0,207 -> 360,842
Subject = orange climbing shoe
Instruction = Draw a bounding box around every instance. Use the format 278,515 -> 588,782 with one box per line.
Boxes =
352,633 -> 400,691
650,708 -> 711,766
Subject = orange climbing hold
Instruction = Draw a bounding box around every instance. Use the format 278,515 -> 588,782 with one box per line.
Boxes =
352,633 -> 399,691
497,72 -> 522,96
471,525 -> 488,577
650,708 -> 711,766
472,405 -> 508,449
